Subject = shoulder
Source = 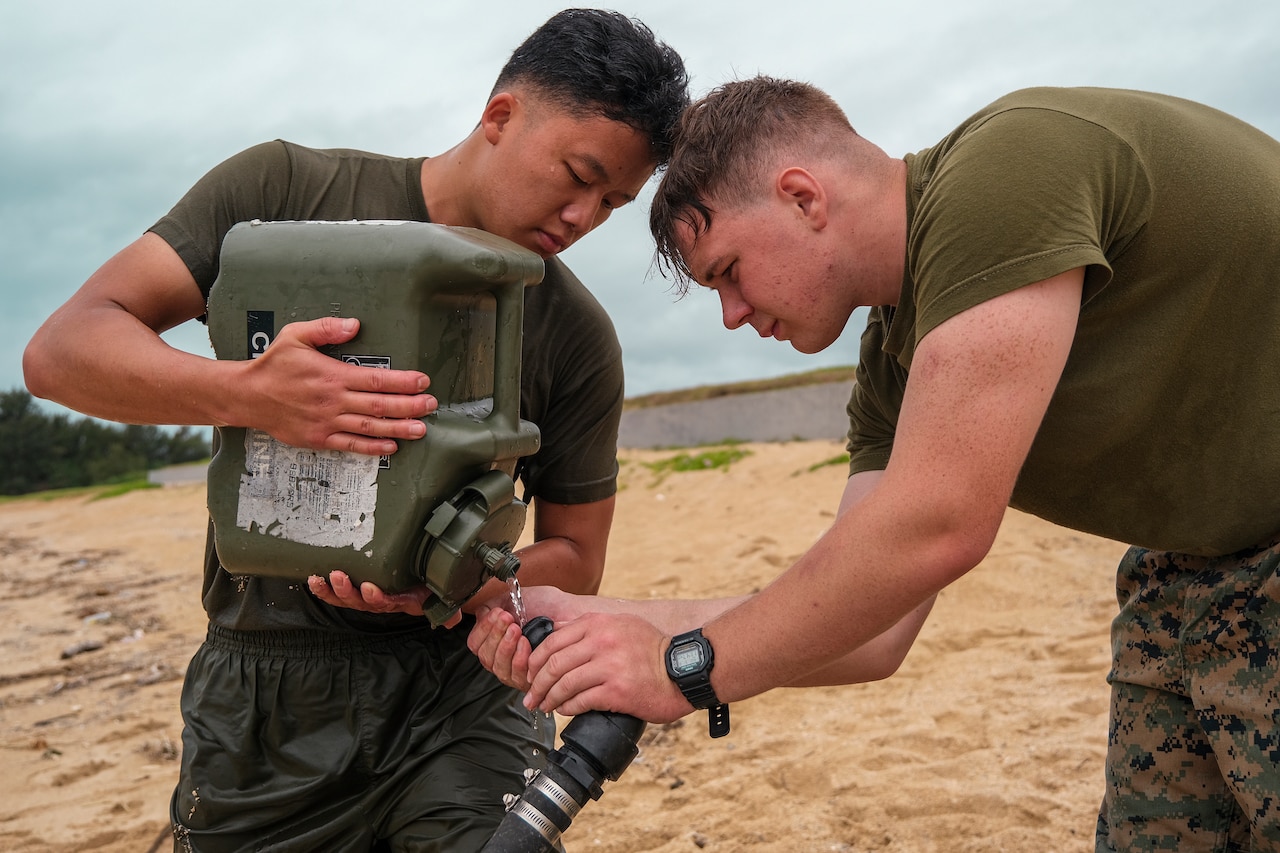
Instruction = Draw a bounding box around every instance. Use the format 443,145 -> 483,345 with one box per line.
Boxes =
945,87 -> 1176,156
916,88 -> 1151,202
227,140 -> 413,184
259,140 -> 413,180
529,258 -> 620,348
174,140 -> 298,201
216,139 -> 295,172
273,140 -> 406,165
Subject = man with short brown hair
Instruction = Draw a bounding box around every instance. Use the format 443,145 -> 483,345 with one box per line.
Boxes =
474,76 -> 1280,851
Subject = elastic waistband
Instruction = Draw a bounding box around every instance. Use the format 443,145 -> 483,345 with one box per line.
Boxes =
204,620 -> 466,659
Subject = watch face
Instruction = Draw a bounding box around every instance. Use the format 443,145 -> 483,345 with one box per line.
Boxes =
671,641 -> 706,675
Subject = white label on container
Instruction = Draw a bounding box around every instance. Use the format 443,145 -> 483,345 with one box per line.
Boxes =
236,429 -> 378,550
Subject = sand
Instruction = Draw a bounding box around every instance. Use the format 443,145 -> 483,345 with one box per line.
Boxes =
0,439 -> 1127,852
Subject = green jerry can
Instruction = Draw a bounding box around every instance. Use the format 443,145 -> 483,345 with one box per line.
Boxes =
206,220 -> 543,626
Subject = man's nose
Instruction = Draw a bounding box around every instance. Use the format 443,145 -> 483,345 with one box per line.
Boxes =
562,196 -> 609,233
719,290 -> 751,331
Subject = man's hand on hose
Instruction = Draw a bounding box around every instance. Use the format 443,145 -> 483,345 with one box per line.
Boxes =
520,612 -> 691,723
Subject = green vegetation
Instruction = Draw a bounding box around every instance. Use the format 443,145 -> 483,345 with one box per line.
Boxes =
91,479 -> 164,500
641,445 -> 752,486
0,389 -> 211,496
0,477 -> 164,505
805,453 -> 850,473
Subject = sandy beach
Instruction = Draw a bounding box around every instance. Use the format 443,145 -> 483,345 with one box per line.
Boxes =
0,439 -> 1127,851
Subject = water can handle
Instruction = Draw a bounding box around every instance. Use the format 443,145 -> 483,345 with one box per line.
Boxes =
488,278 -> 524,435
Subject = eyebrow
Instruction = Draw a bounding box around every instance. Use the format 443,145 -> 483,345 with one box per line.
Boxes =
700,253 -> 727,285
579,155 -> 638,204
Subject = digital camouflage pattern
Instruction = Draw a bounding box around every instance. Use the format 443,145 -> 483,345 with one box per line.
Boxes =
1097,538 -> 1280,852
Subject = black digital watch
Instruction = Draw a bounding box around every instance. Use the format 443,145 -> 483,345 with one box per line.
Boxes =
664,628 -> 730,738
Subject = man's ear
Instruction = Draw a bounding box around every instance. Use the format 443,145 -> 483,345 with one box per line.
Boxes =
776,167 -> 828,230
481,92 -> 518,145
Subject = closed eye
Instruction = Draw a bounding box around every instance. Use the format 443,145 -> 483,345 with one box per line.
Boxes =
568,159 -> 635,213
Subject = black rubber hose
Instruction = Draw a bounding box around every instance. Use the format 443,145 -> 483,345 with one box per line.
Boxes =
480,617 -> 648,852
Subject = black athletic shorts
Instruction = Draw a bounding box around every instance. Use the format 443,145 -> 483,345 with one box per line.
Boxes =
169,620 -> 553,852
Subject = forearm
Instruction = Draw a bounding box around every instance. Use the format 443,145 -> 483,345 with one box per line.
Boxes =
27,232 -> 433,457
704,487 -> 987,702
514,535 -> 604,594
783,594 -> 936,686
464,537 -> 604,611
463,495 -> 618,610
31,311 -> 431,458
556,593 -> 748,635
725,466 -> 932,690
26,305 -> 239,426
469,569 -> 747,631
25,234 -> 241,427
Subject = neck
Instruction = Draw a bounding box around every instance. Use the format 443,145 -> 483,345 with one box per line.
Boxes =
838,156 -> 908,308
418,131 -> 482,228
879,158 -> 908,307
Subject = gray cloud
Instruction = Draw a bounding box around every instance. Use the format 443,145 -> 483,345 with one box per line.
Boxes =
4,0 -> 1277,411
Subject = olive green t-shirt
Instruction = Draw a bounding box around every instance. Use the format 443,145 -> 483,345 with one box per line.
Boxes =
151,140 -> 624,631
848,88 -> 1280,556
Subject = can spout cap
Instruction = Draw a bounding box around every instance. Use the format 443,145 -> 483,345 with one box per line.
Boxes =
417,470 -> 527,627
476,542 -> 521,583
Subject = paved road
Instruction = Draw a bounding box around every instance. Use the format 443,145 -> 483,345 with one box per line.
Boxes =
617,380 -> 852,449
147,380 -> 855,484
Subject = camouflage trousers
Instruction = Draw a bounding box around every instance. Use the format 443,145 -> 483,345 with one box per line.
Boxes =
1096,536 -> 1280,852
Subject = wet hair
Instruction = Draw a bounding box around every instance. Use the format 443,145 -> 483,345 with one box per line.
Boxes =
492,9 -> 690,166
649,76 -> 856,292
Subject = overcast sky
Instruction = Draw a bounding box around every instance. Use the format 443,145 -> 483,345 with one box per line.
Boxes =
3,0 -> 1278,414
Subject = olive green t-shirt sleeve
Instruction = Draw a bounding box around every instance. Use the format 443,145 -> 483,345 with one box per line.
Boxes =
149,140 -> 427,297
849,107 -> 1150,476
149,140 -> 294,293
909,109 -> 1149,345
519,342 -> 622,506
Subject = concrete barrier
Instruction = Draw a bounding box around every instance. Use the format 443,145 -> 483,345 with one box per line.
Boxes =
618,380 -> 852,449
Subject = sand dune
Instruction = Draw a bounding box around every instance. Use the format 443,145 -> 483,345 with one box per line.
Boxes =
0,439 -> 1126,851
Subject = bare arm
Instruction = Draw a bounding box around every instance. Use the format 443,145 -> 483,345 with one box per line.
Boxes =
524,268 -> 1085,719
471,471 -> 933,688
503,494 -> 616,596
783,468 -> 936,686
23,232 -> 435,454
696,269 -> 1083,702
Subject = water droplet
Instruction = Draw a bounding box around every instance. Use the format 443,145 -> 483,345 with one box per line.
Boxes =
506,576 -> 527,627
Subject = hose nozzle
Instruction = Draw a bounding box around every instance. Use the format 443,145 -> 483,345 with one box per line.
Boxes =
480,616 -> 647,852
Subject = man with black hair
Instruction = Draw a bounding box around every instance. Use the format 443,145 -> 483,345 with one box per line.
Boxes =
24,9 -> 689,851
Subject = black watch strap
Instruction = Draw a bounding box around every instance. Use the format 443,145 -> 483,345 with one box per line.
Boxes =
707,701 -> 730,739
666,629 -> 731,738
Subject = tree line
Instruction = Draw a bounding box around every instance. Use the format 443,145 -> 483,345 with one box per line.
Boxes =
0,389 -> 211,495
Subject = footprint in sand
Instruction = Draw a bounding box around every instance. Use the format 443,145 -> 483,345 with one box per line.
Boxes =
50,759 -> 113,788
736,535 -> 777,558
